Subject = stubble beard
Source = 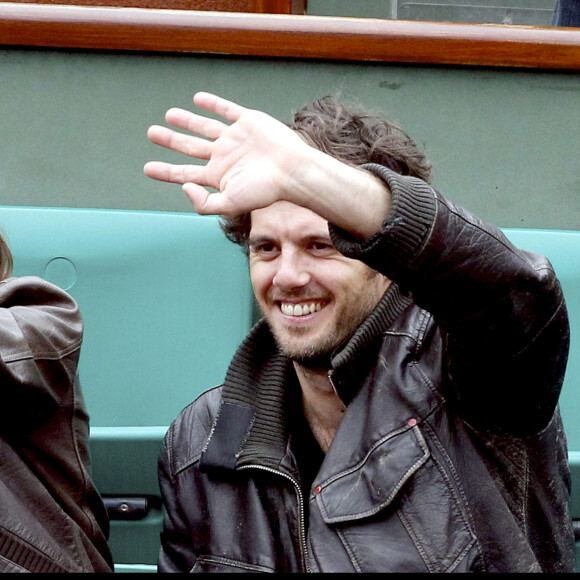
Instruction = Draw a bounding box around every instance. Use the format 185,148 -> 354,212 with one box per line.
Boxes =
260,269 -> 389,369
267,296 -> 379,369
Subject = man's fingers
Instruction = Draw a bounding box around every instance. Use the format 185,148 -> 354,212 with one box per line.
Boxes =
143,161 -> 209,186
143,161 -> 172,182
147,125 -> 212,160
146,92 -> 258,216
165,108 -> 227,140
193,92 -> 246,124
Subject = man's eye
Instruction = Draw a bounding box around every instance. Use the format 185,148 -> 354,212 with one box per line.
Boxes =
310,241 -> 333,252
251,242 -> 278,256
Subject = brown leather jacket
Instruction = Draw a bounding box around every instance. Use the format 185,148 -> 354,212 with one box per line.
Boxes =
0,276 -> 113,573
158,167 -> 575,573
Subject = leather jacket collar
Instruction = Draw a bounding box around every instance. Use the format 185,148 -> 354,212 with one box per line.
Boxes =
200,283 -> 412,473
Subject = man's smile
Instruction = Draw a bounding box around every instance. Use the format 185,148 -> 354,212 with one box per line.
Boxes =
279,301 -> 325,317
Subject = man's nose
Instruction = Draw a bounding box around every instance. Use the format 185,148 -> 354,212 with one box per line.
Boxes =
272,250 -> 311,289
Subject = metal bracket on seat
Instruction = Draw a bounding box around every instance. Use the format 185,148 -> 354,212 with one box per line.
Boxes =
103,497 -> 150,520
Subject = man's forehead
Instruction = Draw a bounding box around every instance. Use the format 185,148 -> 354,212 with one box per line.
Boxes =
250,202 -> 330,239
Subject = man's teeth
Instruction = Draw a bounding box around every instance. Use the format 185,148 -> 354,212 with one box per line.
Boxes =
281,302 -> 322,316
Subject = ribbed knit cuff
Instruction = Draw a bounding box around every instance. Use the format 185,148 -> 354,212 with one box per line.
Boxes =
329,163 -> 437,275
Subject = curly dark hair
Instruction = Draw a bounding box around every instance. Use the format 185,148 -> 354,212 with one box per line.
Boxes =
220,93 -> 432,248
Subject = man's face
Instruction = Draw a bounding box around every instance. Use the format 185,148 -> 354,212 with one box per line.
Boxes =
249,201 -> 391,363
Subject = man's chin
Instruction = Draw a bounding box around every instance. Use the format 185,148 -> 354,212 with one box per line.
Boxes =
284,349 -> 333,370
272,327 -> 336,368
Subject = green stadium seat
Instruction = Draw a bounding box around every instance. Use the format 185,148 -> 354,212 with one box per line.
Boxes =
0,206 -> 253,572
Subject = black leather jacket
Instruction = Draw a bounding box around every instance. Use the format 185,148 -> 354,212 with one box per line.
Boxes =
0,276 -> 113,573
158,167 -> 575,573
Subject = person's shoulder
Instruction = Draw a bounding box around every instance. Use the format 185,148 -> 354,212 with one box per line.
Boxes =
161,385 -> 224,471
0,275 -> 77,305
172,384 -> 223,429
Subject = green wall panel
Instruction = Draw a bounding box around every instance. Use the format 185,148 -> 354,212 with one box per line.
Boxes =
0,48 -> 579,230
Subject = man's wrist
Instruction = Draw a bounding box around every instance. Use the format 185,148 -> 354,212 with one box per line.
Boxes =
289,149 -> 391,239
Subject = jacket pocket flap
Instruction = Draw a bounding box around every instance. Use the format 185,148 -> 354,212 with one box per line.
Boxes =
316,426 -> 429,524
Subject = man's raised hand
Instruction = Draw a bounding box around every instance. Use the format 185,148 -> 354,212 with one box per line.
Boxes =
144,92 -> 311,216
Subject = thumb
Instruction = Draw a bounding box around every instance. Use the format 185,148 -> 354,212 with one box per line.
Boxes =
182,183 -> 234,216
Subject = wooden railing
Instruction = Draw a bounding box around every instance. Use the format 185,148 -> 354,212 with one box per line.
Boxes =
0,2 -> 579,70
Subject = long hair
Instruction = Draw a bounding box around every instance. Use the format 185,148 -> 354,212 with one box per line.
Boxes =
0,232 -> 13,282
220,94 -> 432,248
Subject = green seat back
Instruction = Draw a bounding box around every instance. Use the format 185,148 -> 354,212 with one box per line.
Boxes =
503,228 -> 580,538
0,206 -> 253,571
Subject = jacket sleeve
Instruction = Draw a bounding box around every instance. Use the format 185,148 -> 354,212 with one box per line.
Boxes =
330,164 -> 569,437
0,276 -> 83,427
158,429 -> 199,573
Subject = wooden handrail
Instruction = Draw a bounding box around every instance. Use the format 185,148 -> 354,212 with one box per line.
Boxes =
0,3 -> 579,70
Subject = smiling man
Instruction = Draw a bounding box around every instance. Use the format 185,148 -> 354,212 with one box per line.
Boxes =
144,92 -> 575,573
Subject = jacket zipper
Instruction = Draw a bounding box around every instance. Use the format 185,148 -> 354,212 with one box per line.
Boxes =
239,464 -> 311,573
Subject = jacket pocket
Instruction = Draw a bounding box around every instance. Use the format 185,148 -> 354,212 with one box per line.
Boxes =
313,424 -> 480,572
316,424 -> 429,523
